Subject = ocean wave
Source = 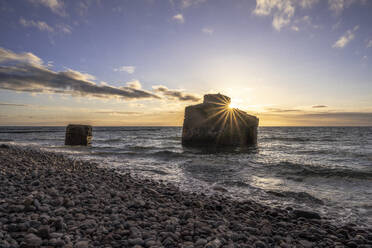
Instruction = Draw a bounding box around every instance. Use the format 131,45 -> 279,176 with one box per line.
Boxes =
130,146 -> 153,151
222,180 -> 252,188
261,137 -> 312,142
150,150 -> 183,159
156,136 -> 181,141
274,161 -> 372,179
266,190 -> 324,205
261,136 -> 337,142
131,168 -> 169,175
101,138 -> 122,142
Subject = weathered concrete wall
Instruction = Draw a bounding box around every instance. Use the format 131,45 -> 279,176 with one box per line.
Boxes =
65,124 -> 92,146
182,94 -> 259,147
203,94 -> 231,105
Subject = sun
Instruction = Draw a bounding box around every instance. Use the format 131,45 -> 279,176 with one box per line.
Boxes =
228,100 -> 240,109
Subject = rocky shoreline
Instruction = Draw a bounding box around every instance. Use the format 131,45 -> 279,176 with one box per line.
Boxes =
0,145 -> 371,248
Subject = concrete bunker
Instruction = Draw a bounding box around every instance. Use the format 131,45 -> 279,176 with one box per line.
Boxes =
182,94 -> 259,147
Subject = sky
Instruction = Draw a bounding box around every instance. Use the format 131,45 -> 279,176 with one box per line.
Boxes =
0,0 -> 372,126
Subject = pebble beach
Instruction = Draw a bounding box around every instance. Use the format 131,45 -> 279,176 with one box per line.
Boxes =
1,144 -> 371,248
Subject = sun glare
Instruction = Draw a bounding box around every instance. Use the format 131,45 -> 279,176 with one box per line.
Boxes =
229,101 -> 239,109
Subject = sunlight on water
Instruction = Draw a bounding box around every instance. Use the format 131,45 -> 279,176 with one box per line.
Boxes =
251,175 -> 284,189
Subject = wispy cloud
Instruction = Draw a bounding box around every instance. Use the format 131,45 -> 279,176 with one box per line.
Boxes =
56,23 -> 72,34
265,107 -> 303,113
253,0 -> 364,31
253,0 -> 320,31
28,0 -> 66,16
291,26 -> 299,31
261,111 -> 372,126
172,13 -> 184,23
172,0 -> 207,9
94,111 -> 143,116
300,0 -> 320,8
0,102 -> 29,107
113,66 -> 136,74
20,18 -> 72,34
299,112 -> 372,125
254,0 -> 295,31
328,0 -> 366,15
332,25 -> 359,48
312,105 -> 328,108
202,27 -> 214,35
125,80 -> 142,89
292,15 -> 320,31
153,85 -> 200,102
19,18 -> 54,32
367,40 -> 372,48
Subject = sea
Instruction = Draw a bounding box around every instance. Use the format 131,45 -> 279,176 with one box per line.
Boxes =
0,126 -> 371,227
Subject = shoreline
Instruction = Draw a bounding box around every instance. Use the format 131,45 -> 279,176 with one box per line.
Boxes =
0,145 -> 371,247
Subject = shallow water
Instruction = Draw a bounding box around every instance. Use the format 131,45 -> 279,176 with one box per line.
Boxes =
1,126 -> 371,227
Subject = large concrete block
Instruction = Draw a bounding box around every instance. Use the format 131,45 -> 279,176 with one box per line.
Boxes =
65,124 -> 92,146
182,94 -> 259,147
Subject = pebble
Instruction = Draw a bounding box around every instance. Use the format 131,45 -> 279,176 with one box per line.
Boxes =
37,225 -> 50,239
0,146 -> 371,248
24,233 -> 42,247
74,240 -> 89,248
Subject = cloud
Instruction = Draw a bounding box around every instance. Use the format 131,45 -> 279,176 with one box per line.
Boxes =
20,18 -> 72,34
19,18 -> 54,32
0,102 -> 29,107
328,0 -> 366,15
113,66 -> 135,74
312,105 -> 328,108
300,0 -> 320,8
261,111 -> 372,126
300,112 -> 372,125
125,80 -> 142,89
254,0 -> 298,31
332,25 -> 359,48
291,26 -> 299,31
265,107 -> 302,113
202,27 -> 214,35
0,48 -> 201,103
172,14 -> 184,23
292,15 -> 320,30
171,0 -> 207,8
253,0 -> 364,31
182,0 -> 206,8
153,85 -> 200,102
0,47 -> 159,100
94,111 -> 143,116
56,23 -> 72,34
367,40 -> 372,48
0,47 -> 43,65
28,0 -> 65,16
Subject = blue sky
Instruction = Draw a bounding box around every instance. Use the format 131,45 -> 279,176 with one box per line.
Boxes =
0,0 -> 372,126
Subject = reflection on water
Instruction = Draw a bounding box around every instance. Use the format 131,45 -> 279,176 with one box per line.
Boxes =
0,126 -> 372,227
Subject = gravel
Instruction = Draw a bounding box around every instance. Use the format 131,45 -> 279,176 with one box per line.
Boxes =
0,144 -> 371,247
